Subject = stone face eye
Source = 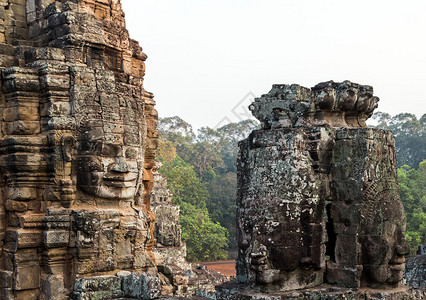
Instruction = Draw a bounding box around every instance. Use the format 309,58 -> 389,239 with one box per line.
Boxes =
101,143 -> 118,157
125,148 -> 138,159
78,157 -> 103,172
88,160 -> 103,172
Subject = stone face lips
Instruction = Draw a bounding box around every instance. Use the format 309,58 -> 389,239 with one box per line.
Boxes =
237,82 -> 409,291
0,1 -> 158,299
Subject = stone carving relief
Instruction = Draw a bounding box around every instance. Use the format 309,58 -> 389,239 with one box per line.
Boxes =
0,1 -> 158,299
237,81 -> 410,292
151,163 -> 182,248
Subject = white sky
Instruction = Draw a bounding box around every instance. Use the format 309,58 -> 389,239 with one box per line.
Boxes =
122,0 -> 426,129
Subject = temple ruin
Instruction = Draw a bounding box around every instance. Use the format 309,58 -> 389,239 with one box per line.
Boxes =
215,81 -> 425,299
0,1 -> 425,300
0,0 -> 157,299
0,2 -> 227,299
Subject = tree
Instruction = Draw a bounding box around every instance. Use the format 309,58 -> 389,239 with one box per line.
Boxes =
158,116 -> 196,162
398,160 -> 426,254
157,153 -> 229,261
206,172 -> 238,248
159,155 -> 209,208
371,112 -> 426,168
215,120 -> 258,173
179,202 -> 229,261
157,139 -> 177,163
158,116 -> 195,143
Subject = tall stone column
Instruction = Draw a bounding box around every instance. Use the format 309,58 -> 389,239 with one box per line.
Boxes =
236,81 -> 409,291
0,1 -> 159,299
327,128 -> 409,288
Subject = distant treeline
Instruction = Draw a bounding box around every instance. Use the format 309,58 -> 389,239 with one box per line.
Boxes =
156,112 -> 425,261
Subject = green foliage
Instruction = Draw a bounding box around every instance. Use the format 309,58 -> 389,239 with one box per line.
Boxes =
157,153 -> 229,261
179,202 -> 229,262
156,117 -> 258,259
157,139 -> 177,163
372,112 -> 426,168
206,172 -> 238,248
159,155 -> 209,208
398,160 -> 426,254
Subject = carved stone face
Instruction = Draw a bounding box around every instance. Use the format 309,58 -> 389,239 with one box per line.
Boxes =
360,182 -> 410,285
76,127 -> 144,200
77,140 -> 143,200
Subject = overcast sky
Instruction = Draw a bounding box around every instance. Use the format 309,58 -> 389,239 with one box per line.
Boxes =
122,0 -> 426,130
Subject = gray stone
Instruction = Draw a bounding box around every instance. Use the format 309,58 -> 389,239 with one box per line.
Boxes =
73,276 -> 121,292
405,255 -> 426,288
234,82 -> 412,295
121,272 -> 162,300
216,281 -> 426,300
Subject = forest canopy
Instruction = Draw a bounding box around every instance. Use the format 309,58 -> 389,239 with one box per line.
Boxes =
156,113 -> 425,261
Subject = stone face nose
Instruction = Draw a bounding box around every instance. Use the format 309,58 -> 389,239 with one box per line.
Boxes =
111,157 -> 130,173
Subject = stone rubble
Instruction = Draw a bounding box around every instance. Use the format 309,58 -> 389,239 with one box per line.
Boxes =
405,254 -> 426,289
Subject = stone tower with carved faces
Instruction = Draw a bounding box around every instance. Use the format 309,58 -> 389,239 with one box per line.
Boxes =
237,81 -> 410,292
0,1 -> 158,299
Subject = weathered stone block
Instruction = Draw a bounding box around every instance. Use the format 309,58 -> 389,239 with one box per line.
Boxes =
405,255 -> 426,288
6,186 -> 37,201
326,260 -> 362,288
40,101 -> 71,117
0,287 -> 13,300
5,200 -> 28,212
41,275 -> 66,300
11,3 -> 26,17
334,234 -> 360,266
121,272 -> 162,300
71,290 -> 124,300
6,229 -> 43,249
44,230 -> 69,248
72,275 -> 126,298
3,120 -> 40,135
15,264 -> 40,290
26,0 -> 36,13
15,289 -> 40,300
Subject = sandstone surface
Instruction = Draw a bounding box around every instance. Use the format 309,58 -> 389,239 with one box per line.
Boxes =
0,0 -> 160,299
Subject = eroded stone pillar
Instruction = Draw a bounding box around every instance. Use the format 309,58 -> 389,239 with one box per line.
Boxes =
327,128 -> 409,288
0,1 -> 158,299
237,81 -> 409,291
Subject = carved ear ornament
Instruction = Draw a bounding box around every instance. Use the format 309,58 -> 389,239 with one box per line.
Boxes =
61,135 -> 75,162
